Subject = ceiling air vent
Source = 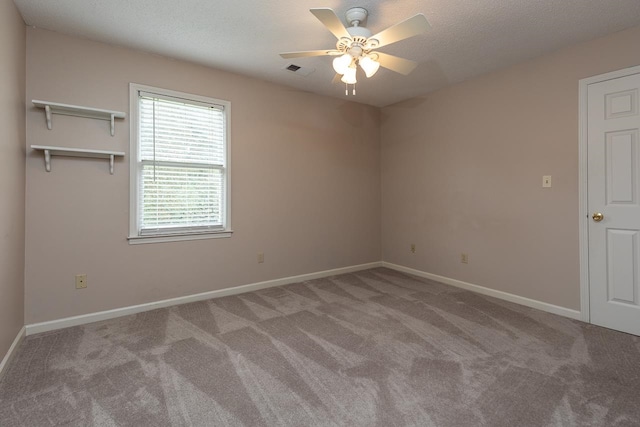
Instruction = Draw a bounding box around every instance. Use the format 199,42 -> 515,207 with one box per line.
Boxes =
283,63 -> 315,77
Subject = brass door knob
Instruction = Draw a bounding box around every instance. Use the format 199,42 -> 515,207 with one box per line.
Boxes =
592,212 -> 604,222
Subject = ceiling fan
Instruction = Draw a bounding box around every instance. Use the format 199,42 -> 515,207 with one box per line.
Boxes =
280,7 -> 430,95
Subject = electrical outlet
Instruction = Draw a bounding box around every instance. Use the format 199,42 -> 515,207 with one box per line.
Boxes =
75,274 -> 87,289
257,252 -> 264,263
461,253 -> 469,264
410,244 -> 416,253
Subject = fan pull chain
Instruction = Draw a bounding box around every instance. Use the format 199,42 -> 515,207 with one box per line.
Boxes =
345,83 -> 357,96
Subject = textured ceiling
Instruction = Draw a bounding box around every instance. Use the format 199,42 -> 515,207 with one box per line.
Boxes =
13,0 -> 640,107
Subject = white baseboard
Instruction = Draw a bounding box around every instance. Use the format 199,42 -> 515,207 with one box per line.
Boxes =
0,326 -> 26,380
26,261 -> 383,336
382,262 -> 582,321
25,261 -> 580,336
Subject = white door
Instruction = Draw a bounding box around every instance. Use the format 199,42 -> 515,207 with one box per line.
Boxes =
588,72 -> 640,336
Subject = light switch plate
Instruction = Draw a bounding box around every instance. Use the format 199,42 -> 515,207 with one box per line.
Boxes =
542,175 -> 552,188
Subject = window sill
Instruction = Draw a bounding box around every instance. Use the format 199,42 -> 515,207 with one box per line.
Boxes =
128,230 -> 233,245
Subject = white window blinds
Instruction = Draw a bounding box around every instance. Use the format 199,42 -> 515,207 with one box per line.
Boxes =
137,91 -> 227,235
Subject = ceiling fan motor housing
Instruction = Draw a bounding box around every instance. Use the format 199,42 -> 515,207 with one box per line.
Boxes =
347,26 -> 372,39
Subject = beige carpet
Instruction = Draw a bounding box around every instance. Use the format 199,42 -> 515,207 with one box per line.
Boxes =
0,268 -> 639,426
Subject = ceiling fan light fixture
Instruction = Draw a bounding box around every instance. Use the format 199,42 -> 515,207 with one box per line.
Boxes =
341,65 -> 357,84
359,55 -> 380,78
332,54 -> 352,75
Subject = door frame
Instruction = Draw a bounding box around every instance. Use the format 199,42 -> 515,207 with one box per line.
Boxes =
578,64 -> 640,323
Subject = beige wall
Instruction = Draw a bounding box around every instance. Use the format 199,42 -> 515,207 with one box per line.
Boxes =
24,28 -> 381,324
23,21 -> 640,324
381,26 -> 640,310
0,0 -> 26,356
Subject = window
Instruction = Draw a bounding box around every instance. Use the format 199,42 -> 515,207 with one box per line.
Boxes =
129,84 -> 231,243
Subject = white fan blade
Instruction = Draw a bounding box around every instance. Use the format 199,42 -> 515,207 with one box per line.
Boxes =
375,52 -> 418,75
310,8 -> 351,40
369,14 -> 430,48
280,50 -> 341,59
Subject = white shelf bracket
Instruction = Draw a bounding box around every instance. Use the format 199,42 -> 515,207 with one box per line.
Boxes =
44,149 -> 51,172
45,105 -> 52,130
110,114 -> 115,136
109,154 -> 115,174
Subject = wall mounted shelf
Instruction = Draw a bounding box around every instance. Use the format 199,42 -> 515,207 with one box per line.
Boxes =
32,100 -> 126,136
31,145 -> 125,174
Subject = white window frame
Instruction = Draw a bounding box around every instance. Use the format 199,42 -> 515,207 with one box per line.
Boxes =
128,83 -> 232,244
